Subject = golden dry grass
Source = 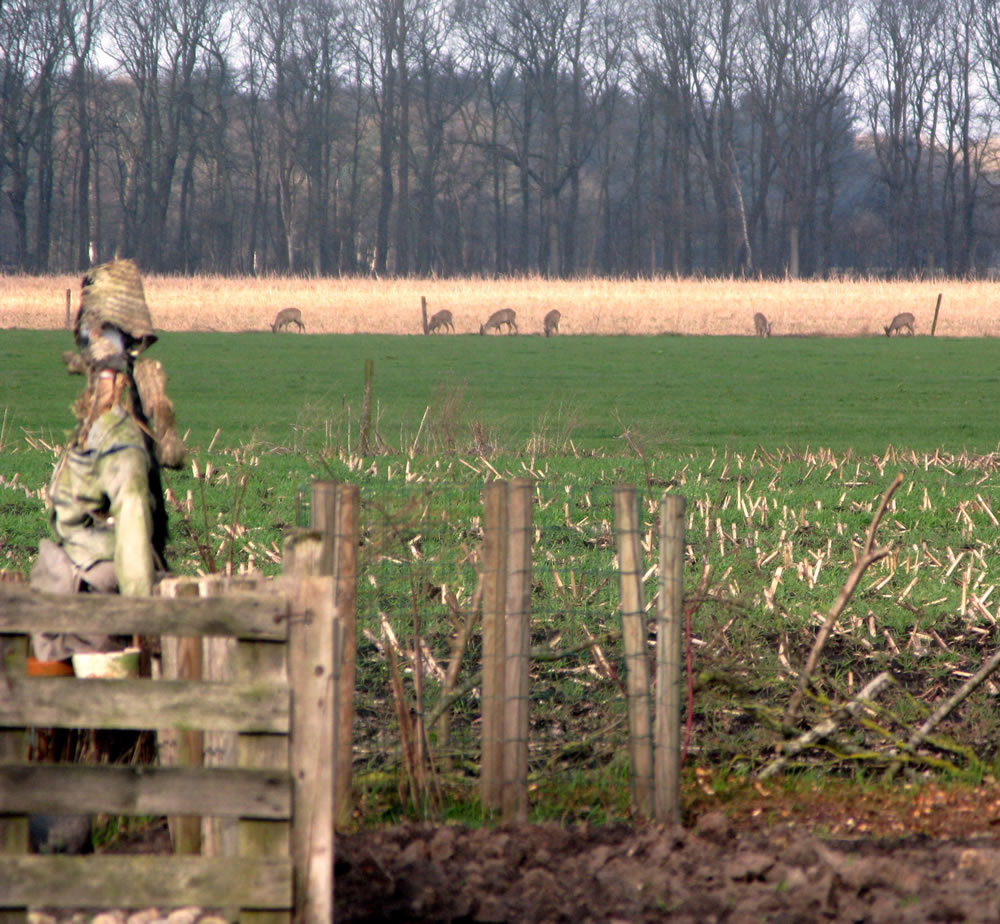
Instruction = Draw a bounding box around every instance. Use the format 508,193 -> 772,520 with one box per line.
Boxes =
2,274 -> 998,337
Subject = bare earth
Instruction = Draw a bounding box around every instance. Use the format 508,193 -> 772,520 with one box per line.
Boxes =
33,784 -> 997,923
334,816 -> 1000,923
333,783 -> 1000,923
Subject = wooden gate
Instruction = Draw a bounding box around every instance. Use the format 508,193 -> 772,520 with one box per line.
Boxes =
0,483 -> 357,923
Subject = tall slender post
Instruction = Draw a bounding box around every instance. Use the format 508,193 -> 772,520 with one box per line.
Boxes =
502,479 -> 532,823
333,484 -> 358,826
655,494 -> 685,824
308,479 -> 356,825
360,360 -> 374,454
480,482 -> 508,811
310,480 -> 338,577
284,533 -> 339,924
614,486 -> 653,818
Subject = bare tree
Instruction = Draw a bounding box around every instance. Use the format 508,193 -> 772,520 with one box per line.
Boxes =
741,0 -> 859,277
240,0 -> 305,272
935,0 -> 988,275
647,0 -> 746,273
61,0 -> 106,269
295,0 -> 351,275
0,0 -> 66,269
859,0 -> 947,274
105,0 -> 226,269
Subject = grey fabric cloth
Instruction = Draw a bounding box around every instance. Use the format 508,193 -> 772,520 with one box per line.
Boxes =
29,538 -> 120,662
29,397 -> 157,663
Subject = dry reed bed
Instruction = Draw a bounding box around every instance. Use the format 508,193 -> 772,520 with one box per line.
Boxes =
2,275 -> 999,337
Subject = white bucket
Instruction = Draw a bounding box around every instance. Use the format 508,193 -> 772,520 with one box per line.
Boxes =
71,647 -> 141,679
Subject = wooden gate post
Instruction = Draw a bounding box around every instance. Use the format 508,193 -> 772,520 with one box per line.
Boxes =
502,479 -> 532,824
655,494 -> 685,824
283,532 -> 339,924
614,485 -> 654,818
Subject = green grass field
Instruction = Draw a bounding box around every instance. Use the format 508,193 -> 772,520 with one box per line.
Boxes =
4,330 -> 1000,823
4,331 -> 1000,457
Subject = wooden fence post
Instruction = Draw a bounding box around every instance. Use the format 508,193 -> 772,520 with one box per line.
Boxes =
310,480 -> 338,578
502,479 -> 532,824
480,482 -> 508,812
334,484 -> 358,827
283,533 -> 339,924
655,494 -> 685,824
307,478 -> 358,826
614,486 -> 654,818
360,360 -> 374,454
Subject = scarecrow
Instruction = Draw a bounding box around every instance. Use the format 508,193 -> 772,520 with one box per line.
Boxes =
29,259 -> 184,721
27,259 -> 185,851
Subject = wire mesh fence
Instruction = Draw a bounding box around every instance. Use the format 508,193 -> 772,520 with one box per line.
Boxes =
320,476 -> 669,823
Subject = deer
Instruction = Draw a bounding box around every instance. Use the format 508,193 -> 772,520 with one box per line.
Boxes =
427,309 -> 455,334
884,312 -> 915,337
271,307 -> 305,333
543,309 -> 561,337
480,308 -> 518,335
753,312 -> 771,337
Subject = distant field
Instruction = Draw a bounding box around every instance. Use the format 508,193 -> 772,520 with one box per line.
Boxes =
3,330 -> 1000,457
3,274 -> 1000,337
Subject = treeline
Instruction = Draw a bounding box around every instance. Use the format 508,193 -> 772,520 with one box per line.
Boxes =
3,0 -> 1000,279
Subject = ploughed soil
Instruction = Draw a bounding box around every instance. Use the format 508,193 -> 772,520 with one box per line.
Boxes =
86,780 -> 1000,921
332,782 -> 1000,923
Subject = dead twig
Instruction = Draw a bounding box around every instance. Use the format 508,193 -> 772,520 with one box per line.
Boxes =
760,671 -> 895,779
883,645 -> 1000,781
783,473 -> 902,726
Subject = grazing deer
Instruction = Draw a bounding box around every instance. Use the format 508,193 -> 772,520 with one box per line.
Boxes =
427,309 -> 455,334
544,309 -> 561,337
272,307 -> 305,333
884,312 -> 915,337
480,308 -> 518,335
753,312 -> 771,337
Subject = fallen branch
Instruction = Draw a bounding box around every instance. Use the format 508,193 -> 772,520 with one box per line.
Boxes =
760,671 -> 895,779
907,647 -> 1000,749
882,644 -> 1000,781
783,473 -> 902,725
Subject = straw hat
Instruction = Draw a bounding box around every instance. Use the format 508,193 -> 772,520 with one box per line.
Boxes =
75,258 -> 157,352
